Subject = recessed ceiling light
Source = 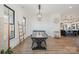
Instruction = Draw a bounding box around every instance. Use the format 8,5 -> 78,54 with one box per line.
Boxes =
69,6 -> 72,8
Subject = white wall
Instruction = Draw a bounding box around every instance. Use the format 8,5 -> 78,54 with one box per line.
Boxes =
0,5 -> 4,51
0,4 -> 27,50
26,14 -> 61,37
6,4 -> 27,48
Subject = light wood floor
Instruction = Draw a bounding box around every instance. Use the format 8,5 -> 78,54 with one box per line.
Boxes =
12,36 -> 79,54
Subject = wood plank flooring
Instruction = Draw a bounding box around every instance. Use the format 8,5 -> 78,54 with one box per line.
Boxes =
12,36 -> 79,54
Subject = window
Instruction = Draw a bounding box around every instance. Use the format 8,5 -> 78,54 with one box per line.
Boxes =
4,5 -> 15,39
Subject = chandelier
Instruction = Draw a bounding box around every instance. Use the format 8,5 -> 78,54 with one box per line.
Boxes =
37,4 -> 42,21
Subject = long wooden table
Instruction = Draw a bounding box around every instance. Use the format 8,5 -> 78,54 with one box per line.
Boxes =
31,30 -> 48,50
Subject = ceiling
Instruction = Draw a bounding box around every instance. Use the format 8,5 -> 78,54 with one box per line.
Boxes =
18,4 -> 79,17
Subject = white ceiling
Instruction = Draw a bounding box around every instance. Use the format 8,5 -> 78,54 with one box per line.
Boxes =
18,4 -> 79,17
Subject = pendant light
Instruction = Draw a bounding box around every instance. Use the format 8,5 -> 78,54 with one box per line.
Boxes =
37,4 -> 42,21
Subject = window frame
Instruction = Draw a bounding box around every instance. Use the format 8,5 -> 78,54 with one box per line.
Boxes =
4,4 -> 15,39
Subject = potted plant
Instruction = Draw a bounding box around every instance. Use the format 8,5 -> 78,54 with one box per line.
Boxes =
0,49 -> 5,54
0,47 -> 13,54
5,47 -> 13,54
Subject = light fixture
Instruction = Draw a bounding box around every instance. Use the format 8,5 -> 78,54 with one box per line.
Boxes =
37,4 -> 42,21
69,6 -> 72,8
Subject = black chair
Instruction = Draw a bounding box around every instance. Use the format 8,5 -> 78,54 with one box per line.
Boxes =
61,30 -> 66,36
73,31 -> 78,36
78,30 -> 79,36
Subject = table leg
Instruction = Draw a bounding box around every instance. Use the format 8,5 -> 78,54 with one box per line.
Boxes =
31,39 -> 35,48
43,40 -> 47,47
